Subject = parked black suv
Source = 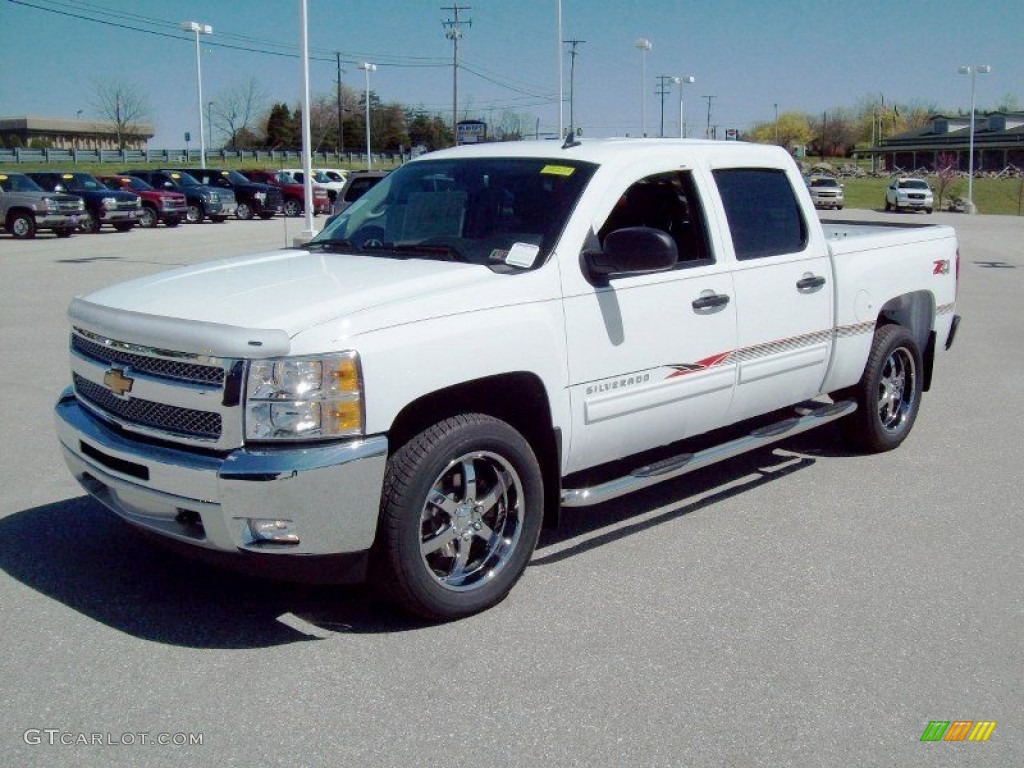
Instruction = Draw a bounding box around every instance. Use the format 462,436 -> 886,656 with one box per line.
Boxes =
169,168 -> 283,221
27,171 -> 141,233
120,169 -> 237,224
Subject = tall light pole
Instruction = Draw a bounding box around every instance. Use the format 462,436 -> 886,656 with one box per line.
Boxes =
180,21 -> 212,168
298,0 -> 315,239
958,64 -> 991,214
635,38 -> 652,137
673,75 -> 695,138
557,0 -> 564,141
359,62 -> 376,170
207,101 -> 214,153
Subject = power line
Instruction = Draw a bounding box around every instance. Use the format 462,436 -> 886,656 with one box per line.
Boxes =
656,75 -> 673,138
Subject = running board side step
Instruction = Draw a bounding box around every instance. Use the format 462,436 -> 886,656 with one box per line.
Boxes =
560,400 -> 856,508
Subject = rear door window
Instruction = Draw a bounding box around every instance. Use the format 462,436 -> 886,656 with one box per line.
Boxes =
712,169 -> 807,260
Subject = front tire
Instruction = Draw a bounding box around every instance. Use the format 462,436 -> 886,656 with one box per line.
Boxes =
139,205 -> 158,228
8,212 -> 36,239
258,212 -> 276,220
113,222 -> 134,232
842,324 -> 923,452
375,414 -> 544,620
283,198 -> 301,217
79,212 -> 101,234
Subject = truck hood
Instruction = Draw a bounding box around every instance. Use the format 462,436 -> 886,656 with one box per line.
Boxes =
70,249 -> 543,358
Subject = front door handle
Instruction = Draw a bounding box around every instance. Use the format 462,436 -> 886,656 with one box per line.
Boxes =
691,293 -> 730,310
796,275 -> 826,290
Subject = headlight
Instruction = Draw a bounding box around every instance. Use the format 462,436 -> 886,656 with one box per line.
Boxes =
38,197 -> 59,212
254,191 -> 266,202
245,351 -> 363,441
101,196 -> 117,208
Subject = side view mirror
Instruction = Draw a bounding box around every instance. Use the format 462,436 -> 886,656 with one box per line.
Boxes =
162,181 -> 174,190
53,184 -> 65,192
584,227 -> 678,278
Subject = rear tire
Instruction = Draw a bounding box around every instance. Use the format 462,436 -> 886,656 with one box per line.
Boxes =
165,216 -> 181,228
80,212 -> 101,234
374,414 -> 544,621
54,227 -> 74,238
842,324 -> 923,452
211,215 -> 227,224
236,202 -> 254,220
186,204 -> 204,224
258,212 -> 276,220
113,222 -> 134,232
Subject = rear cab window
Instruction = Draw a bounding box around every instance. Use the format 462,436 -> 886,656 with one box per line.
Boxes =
712,168 -> 808,260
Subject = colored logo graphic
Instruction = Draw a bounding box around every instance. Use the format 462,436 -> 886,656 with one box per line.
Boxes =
920,721 -> 997,742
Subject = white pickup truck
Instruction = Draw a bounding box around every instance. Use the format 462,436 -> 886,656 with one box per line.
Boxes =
55,139 -> 960,619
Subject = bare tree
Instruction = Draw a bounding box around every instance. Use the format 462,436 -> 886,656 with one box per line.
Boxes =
90,79 -> 151,150
933,152 -> 962,210
212,77 -> 267,150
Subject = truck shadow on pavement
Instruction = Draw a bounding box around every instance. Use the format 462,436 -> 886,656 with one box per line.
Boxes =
0,427 -> 849,644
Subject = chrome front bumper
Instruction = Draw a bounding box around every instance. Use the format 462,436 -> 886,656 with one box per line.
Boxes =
54,388 -> 387,559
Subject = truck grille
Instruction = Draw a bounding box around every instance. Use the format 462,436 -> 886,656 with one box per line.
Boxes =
70,329 -> 241,448
72,333 -> 225,385
74,373 -> 223,439
57,199 -> 82,212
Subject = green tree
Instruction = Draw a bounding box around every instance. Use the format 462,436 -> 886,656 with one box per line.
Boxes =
746,111 -> 813,151
264,103 -> 295,148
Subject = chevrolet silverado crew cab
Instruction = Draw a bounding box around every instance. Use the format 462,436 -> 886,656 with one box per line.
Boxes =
97,175 -> 188,228
1,171 -> 84,238
55,139 -> 960,620
28,171 -> 141,233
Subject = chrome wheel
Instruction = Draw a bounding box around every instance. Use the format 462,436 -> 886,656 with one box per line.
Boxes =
284,198 -> 301,217
10,213 -> 34,238
139,206 -> 157,228
186,204 -> 203,224
419,451 -> 524,591
877,346 -> 917,433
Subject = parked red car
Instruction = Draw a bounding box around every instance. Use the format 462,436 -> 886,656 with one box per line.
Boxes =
97,174 -> 188,228
239,169 -> 331,216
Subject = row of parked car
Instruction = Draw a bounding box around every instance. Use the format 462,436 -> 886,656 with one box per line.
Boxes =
1,166 -> 386,239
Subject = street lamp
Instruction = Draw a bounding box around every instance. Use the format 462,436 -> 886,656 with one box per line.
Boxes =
958,64 -> 991,214
358,62 -> 376,170
672,75 -> 695,138
635,38 -> 652,137
180,21 -> 212,169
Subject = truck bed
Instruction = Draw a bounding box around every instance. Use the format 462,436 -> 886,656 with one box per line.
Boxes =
821,219 -> 957,256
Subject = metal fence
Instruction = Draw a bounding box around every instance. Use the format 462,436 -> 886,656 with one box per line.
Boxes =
0,147 -> 405,166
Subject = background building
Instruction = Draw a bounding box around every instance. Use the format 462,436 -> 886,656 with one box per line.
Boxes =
0,116 -> 155,150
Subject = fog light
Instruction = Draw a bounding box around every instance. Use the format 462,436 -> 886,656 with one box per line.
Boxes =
246,518 -> 300,545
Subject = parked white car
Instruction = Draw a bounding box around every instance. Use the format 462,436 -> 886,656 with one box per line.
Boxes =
885,178 -> 934,213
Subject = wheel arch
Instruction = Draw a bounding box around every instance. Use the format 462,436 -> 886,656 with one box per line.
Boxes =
5,206 -> 34,227
386,372 -> 562,529
876,290 -> 936,391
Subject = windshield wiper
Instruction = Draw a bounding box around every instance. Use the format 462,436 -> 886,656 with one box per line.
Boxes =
307,238 -> 357,251
384,243 -> 466,262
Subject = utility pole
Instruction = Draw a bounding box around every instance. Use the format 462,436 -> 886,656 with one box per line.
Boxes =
563,38 -> 585,137
702,95 -> 715,139
656,75 -> 672,138
335,52 -> 345,155
773,102 -> 778,144
442,4 -> 471,146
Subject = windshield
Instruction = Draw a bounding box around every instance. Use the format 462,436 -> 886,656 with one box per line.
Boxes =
221,170 -> 251,185
0,173 -> 43,192
167,171 -> 202,187
122,176 -> 153,191
310,157 -> 597,270
809,177 -> 839,188
898,180 -> 929,190
60,173 -> 105,192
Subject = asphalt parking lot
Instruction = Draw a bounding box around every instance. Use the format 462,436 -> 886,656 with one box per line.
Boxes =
1,209 -> 1020,767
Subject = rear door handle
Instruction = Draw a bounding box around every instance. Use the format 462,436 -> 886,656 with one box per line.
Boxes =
691,293 -> 730,310
796,275 -> 826,290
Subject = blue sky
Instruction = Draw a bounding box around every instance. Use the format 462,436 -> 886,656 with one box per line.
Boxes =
2,0 -> 1022,147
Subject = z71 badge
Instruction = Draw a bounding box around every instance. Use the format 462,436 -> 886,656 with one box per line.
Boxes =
933,259 -> 950,275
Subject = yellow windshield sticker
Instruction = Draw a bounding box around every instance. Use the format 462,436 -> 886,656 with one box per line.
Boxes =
62,174 -> 74,179
221,171 -> 229,175
0,175 -> 7,181
540,164 -> 575,177
171,173 -> 181,179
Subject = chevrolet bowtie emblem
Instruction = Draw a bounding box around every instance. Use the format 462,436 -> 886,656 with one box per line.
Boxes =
103,368 -> 134,397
